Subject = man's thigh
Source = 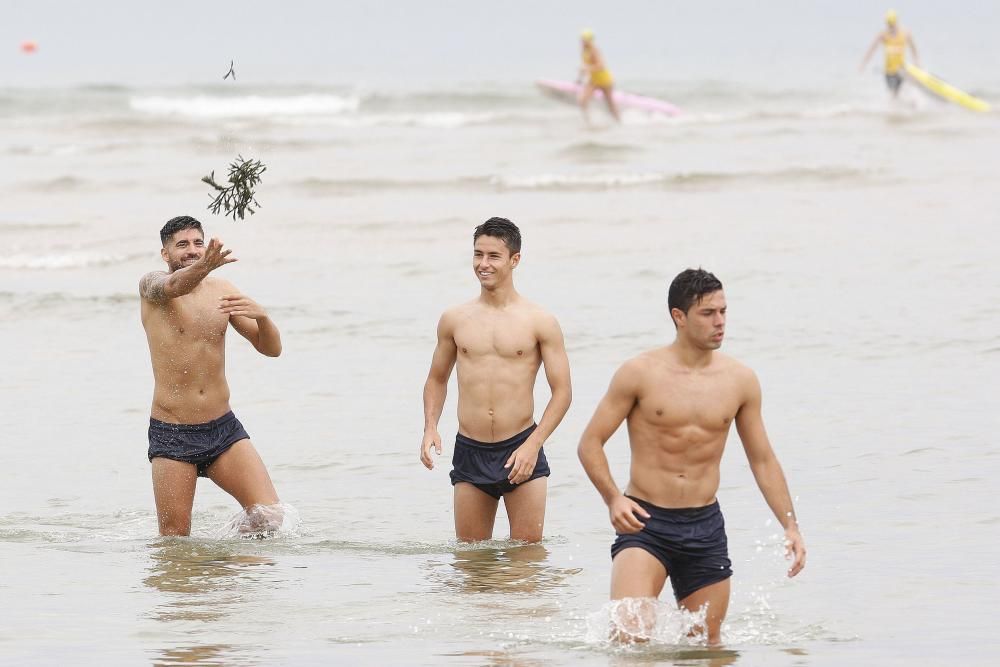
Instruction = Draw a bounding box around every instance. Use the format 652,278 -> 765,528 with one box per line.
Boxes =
502,476 -> 547,543
151,457 -> 198,536
453,482 -> 500,542
610,547 -> 668,599
205,439 -> 279,509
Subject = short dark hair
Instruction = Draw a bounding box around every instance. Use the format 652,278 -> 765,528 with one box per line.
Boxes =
159,215 -> 203,246
668,268 -> 724,323
473,217 -> 521,255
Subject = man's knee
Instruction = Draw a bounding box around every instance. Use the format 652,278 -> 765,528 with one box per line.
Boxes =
510,523 -> 543,543
158,518 -> 191,537
155,501 -> 193,537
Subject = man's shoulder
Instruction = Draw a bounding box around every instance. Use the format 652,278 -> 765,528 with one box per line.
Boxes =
618,349 -> 664,378
712,353 -> 759,393
437,301 -> 476,334
139,269 -> 167,285
517,298 -> 561,330
441,300 -> 477,320
139,270 -> 168,303
634,345 -> 673,364
711,350 -> 753,373
203,275 -> 234,291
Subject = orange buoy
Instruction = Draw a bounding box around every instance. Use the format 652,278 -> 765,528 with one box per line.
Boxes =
20,40 -> 38,54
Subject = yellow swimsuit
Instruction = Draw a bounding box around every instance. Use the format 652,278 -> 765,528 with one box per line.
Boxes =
882,30 -> 907,74
583,48 -> 614,88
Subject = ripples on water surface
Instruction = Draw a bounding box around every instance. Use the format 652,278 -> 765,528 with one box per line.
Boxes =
2,53 -> 999,666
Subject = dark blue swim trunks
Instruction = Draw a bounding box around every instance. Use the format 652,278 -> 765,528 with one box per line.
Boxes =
147,411 -> 250,477
611,495 -> 733,601
449,424 -> 550,500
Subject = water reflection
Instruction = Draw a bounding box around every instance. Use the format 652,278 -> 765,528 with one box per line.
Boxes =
435,543 -> 581,595
445,648 -> 546,666
144,540 -> 275,665
153,643 -> 237,666
607,647 -> 740,666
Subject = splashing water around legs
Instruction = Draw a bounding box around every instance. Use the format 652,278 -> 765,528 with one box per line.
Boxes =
217,503 -> 301,539
611,596 -> 659,642
587,597 -> 707,646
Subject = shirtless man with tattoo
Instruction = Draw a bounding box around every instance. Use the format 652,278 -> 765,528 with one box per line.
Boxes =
139,215 -> 283,536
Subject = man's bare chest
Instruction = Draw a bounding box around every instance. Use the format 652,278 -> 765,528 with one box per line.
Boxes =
159,297 -> 230,341
453,319 -> 538,361
636,373 -> 742,431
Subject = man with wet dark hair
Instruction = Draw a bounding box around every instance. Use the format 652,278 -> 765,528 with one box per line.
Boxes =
139,215 -> 284,536
473,216 -> 521,255
578,267 -> 806,644
420,217 -> 572,543
667,268 -> 724,323
158,215 -> 202,246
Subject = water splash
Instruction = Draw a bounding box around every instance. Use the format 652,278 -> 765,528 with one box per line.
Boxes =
215,502 -> 301,540
721,527 -> 830,645
585,597 -> 707,646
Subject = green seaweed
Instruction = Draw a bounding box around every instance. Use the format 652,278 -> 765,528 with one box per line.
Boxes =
202,155 -> 266,221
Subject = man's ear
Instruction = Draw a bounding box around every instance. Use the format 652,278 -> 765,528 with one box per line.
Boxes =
670,307 -> 685,328
160,246 -> 169,262
510,252 -> 521,269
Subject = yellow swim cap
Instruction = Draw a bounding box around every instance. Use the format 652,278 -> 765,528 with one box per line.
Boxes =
886,9 -> 898,25
581,28 -> 594,42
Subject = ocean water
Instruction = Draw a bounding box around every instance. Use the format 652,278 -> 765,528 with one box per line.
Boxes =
2,30 -> 1000,667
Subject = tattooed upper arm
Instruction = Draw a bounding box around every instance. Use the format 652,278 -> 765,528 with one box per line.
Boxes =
139,271 -> 169,302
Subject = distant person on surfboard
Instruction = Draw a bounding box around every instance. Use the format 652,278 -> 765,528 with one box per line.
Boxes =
578,29 -> 621,123
859,9 -> 919,98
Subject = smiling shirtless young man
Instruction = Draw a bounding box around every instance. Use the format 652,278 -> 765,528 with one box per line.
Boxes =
420,217 -> 572,543
140,215 -> 283,536
578,268 -> 806,644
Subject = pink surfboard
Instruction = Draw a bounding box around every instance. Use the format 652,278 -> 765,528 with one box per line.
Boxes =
535,79 -> 682,116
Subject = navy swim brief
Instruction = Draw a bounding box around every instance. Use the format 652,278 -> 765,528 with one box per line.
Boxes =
611,495 -> 733,601
147,411 -> 250,477
449,424 -> 550,499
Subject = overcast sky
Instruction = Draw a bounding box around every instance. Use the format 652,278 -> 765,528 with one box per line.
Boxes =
4,0 -> 999,88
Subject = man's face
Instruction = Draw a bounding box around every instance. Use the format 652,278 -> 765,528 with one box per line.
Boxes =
161,228 -> 205,272
673,289 -> 727,350
472,235 -> 519,290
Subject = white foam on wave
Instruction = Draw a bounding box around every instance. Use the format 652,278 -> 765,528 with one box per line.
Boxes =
493,172 -> 668,190
0,252 -> 131,270
286,110 -> 545,128
130,94 -> 361,118
491,165 -> 869,192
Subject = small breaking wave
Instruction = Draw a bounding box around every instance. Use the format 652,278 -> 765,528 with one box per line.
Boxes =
492,166 -> 871,191
283,110 -> 553,128
283,165 -> 872,196
130,94 -> 362,118
0,220 -> 81,232
0,251 -> 146,270
289,175 -> 491,194
128,93 -> 552,127
23,176 -> 89,192
557,140 -> 644,161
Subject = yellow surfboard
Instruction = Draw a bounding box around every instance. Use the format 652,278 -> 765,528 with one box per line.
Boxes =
904,63 -> 992,113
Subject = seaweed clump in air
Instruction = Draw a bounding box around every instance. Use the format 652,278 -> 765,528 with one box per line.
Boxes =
201,155 -> 266,221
